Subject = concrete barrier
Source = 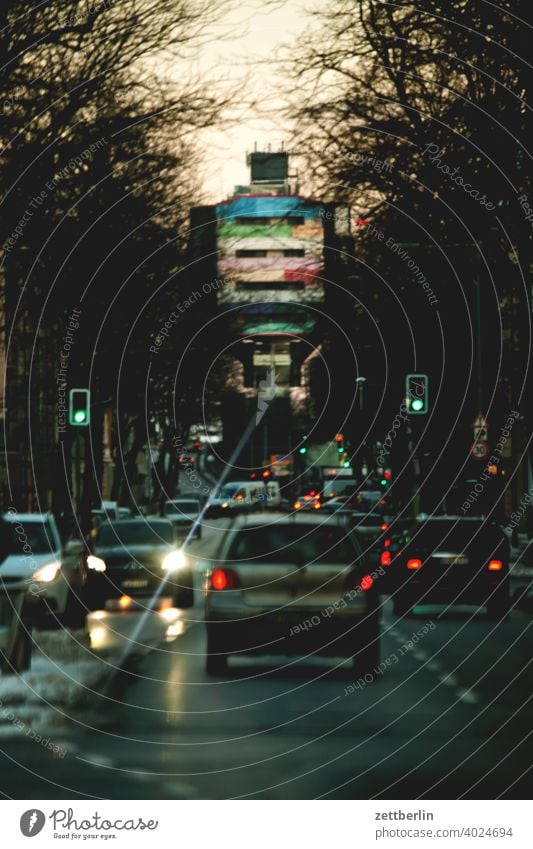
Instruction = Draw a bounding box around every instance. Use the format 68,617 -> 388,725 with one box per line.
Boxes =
0,580 -> 33,674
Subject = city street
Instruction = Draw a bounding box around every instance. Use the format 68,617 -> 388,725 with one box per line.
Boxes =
0,0 -> 531,829
0,514 -> 531,801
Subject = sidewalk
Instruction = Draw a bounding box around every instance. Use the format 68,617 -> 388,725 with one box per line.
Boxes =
509,533 -> 533,612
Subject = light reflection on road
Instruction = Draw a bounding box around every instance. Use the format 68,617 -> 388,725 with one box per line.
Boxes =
87,607 -> 187,655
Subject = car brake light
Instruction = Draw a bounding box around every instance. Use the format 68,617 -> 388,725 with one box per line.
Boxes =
313,501 -> 321,510
407,558 -> 422,570
488,560 -> 503,571
381,550 -> 391,566
211,568 -> 240,590
294,500 -> 302,509
360,575 -> 373,591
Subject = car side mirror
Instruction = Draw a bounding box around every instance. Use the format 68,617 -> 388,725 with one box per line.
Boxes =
63,539 -> 85,556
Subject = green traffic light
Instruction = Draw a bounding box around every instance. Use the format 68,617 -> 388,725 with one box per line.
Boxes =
74,410 -> 87,423
299,447 -> 307,455
343,460 -> 350,468
411,398 -> 424,412
337,447 -> 343,453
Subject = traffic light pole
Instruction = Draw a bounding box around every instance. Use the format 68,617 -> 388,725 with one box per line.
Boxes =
406,419 -> 421,518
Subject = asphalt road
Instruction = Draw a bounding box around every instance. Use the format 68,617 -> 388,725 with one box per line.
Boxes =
0,512 -> 531,801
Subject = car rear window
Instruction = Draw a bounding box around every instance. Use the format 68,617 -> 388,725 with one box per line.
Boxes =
412,521 -> 506,552
96,521 -> 174,546
228,525 -> 358,564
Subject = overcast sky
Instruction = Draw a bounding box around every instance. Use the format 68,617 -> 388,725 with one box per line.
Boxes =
174,0 -> 313,202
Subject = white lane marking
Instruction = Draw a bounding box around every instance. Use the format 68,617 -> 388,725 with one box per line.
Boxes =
438,672 -> 459,687
162,782 -> 198,799
412,650 -> 428,661
456,688 -> 479,705
79,753 -> 115,767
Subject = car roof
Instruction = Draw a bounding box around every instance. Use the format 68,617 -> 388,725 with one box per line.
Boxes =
416,515 -> 497,523
2,512 -> 53,523
99,517 -> 173,528
166,497 -> 200,503
231,511 -> 350,529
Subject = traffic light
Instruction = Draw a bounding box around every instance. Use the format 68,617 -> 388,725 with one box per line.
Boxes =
299,446 -> 307,455
69,388 -> 90,426
405,374 -> 429,414
335,433 -> 344,453
381,469 -> 392,486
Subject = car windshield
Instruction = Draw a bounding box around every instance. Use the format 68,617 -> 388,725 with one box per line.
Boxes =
413,520 -> 505,552
219,484 -> 241,498
228,524 -> 357,564
0,521 -> 55,555
95,521 -> 175,547
165,501 -> 199,514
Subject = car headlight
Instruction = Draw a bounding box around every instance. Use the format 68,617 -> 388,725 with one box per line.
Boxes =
32,562 -> 61,583
221,502 -> 229,509
87,555 -> 107,573
162,550 -> 188,572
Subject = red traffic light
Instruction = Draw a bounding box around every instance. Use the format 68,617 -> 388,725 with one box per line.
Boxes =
335,434 -> 344,443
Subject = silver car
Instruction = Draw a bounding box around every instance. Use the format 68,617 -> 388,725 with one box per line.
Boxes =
0,512 -> 86,626
205,512 -> 380,675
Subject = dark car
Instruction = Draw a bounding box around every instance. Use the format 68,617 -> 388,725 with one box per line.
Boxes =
87,518 -> 194,609
163,498 -> 202,540
389,516 -> 510,619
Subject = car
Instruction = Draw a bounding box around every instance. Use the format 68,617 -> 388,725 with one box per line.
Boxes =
205,512 -> 380,675
205,481 -> 267,517
0,512 -> 87,627
389,516 -> 510,619
293,491 -> 322,511
321,478 -> 358,500
163,498 -> 203,540
87,518 -> 194,609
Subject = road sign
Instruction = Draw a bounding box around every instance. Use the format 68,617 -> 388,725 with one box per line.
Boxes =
270,454 -> 293,476
473,426 -> 488,441
472,412 -> 488,428
471,441 -> 489,459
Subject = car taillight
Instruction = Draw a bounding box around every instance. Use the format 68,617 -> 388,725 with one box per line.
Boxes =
488,560 -> 503,571
381,550 -> 391,566
211,568 -> 240,590
407,558 -> 422,570
294,500 -> 302,509
381,523 -> 388,531
360,575 -> 373,591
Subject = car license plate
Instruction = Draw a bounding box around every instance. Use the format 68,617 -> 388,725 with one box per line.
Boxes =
122,579 -> 149,589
